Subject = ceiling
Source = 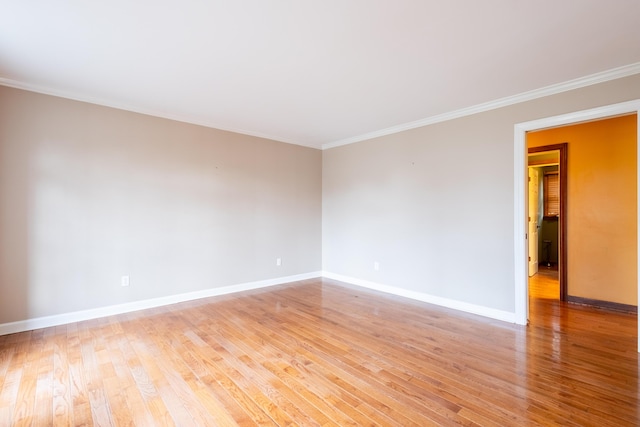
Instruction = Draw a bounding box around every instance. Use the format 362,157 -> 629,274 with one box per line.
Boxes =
1,1 -> 639,149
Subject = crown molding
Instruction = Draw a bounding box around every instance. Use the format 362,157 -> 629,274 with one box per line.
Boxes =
0,77 -> 318,149
322,62 -> 640,150
3,62 -> 639,152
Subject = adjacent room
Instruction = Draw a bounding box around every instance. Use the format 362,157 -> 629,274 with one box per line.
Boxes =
1,1 -> 639,425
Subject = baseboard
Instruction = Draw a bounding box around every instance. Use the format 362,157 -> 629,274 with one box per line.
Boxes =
322,272 -> 516,323
567,295 -> 638,314
0,270 -> 519,336
0,271 -> 322,336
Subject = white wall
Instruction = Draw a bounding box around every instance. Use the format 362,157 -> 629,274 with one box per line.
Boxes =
0,86 -> 322,324
323,74 -> 640,315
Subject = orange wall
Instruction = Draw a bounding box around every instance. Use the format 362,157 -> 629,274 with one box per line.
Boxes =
527,114 -> 637,306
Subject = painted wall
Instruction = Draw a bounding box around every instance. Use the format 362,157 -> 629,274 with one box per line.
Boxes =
0,86 -> 322,324
528,115 -> 637,305
2,74 -> 639,326
323,74 -> 640,314
540,218 -> 558,265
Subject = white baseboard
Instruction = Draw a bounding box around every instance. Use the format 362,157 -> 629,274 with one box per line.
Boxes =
0,271 -> 322,336
0,270 -> 516,336
322,271 -> 516,323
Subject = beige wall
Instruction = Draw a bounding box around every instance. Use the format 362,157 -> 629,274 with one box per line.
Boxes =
323,74 -> 640,313
528,115 -> 637,305
2,73 -> 640,326
0,86 -> 322,324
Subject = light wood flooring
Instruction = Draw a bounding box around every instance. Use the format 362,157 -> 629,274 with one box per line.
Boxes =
529,266 -> 560,300
0,277 -> 638,426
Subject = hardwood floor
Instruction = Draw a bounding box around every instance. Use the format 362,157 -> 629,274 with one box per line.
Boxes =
0,277 -> 638,426
529,267 -> 559,300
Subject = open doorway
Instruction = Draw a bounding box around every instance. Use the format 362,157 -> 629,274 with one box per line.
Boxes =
527,115 -> 638,315
513,100 -> 640,354
527,144 -> 567,302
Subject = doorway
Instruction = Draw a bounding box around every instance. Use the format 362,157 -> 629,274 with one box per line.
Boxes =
513,100 -> 640,354
527,144 -> 567,302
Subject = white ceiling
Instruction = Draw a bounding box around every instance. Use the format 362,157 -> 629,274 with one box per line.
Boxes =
1,1 -> 639,149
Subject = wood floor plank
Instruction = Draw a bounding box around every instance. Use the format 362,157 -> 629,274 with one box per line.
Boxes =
11,330 -> 43,426
210,330 -> 326,426
209,320 -> 361,426
174,345 -> 250,425
139,314 -> 238,426
123,331 -> 176,426
0,277 -> 638,426
243,289 -> 519,424
32,327 -> 57,426
221,304 -> 460,426
300,281 -> 636,426
214,304 -> 403,426
67,322 -> 93,427
52,325 -> 71,426
80,332 -> 115,426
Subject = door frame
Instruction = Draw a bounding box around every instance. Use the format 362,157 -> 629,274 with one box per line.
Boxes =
528,144 -> 567,301
513,99 -> 640,351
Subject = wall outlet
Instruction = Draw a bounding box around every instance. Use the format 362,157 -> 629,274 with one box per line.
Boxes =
374,261 -> 380,271
121,275 -> 130,287
276,258 -> 282,266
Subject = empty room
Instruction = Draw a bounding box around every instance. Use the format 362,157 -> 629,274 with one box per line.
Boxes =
1,1 -> 640,425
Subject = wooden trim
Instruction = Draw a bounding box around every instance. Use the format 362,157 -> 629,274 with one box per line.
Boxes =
567,295 -> 638,314
528,143 -> 568,302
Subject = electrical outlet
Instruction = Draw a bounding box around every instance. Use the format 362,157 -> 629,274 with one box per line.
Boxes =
121,275 -> 130,287
276,258 -> 282,266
